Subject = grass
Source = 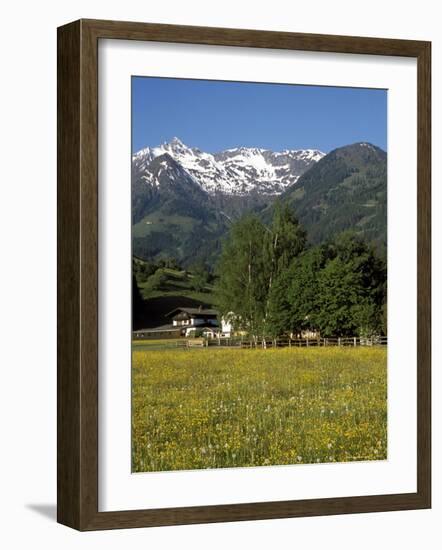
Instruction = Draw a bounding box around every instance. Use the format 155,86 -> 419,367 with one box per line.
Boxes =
132,213 -> 197,239
132,347 -> 387,472
136,266 -> 215,303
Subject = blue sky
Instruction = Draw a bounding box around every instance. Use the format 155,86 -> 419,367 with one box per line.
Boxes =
132,77 -> 387,154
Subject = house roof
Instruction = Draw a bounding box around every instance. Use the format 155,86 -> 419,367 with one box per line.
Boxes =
165,307 -> 219,318
133,324 -> 182,334
133,322 -> 220,334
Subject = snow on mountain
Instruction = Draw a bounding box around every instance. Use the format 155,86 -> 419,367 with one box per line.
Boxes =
132,137 -> 325,196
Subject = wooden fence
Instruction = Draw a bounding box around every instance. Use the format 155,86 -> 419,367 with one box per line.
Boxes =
180,336 -> 388,350
233,336 -> 387,349
135,336 -> 387,351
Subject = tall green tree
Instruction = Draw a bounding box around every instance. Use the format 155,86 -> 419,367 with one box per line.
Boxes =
263,202 -> 306,335
315,233 -> 386,336
266,201 -> 306,274
216,204 -> 306,338
215,214 -> 268,338
315,255 -> 366,336
268,232 -> 386,338
267,245 -> 329,338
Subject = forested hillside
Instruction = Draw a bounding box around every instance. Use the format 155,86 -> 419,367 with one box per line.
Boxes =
279,142 -> 387,248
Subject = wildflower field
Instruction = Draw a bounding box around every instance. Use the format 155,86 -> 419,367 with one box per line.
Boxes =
132,346 -> 387,472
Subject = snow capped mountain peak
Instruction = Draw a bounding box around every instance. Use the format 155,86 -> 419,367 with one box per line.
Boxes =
132,139 -> 325,196
170,136 -> 184,145
164,136 -> 189,151
151,137 -> 193,157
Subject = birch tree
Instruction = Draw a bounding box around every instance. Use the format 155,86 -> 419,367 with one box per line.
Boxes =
216,204 -> 306,339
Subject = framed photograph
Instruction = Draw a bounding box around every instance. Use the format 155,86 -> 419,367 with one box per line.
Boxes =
57,19 -> 431,530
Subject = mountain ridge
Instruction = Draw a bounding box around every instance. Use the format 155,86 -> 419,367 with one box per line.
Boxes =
279,142 -> 387,247
132,137 -> 325,198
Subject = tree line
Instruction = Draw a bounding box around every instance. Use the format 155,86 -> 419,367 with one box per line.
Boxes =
215,202 -> 386,339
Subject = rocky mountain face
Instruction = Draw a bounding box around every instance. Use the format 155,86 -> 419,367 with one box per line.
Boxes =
132,137 -> 324,201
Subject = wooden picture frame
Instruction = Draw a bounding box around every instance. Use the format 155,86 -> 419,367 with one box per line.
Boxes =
57,18 -> 431,530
